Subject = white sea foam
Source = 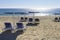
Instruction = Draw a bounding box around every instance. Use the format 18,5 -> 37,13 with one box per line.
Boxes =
30,13 -> 50,16
35,13 -> 49,16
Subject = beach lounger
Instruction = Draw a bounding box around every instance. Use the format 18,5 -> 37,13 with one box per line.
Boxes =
20,17 -> 24,22
25,17 -> 28,21
34,18 -> 40,24
26,23 -> 33,26
20,17 -> 28,22
3,22 -> 13,31
35,18 -> 39,22
58,17 -> 60,22
54,17 -> 59,22
26,23 -> 38,26
26,18 -> 40,26
29,18 -> 33,22
16,23 -> 26,30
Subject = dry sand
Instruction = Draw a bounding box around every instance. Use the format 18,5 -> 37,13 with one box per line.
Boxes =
0,16 -> 60,40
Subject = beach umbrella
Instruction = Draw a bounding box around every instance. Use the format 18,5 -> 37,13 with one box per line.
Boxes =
28,11 -> 40,23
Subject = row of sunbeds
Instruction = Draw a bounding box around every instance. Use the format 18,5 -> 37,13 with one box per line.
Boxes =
2,17 -> 40,33
20,17 -> 40,22
3,22 -> 25,33
20,17 -> 40,26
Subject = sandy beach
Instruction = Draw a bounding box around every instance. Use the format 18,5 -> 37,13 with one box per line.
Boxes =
0,16 -> 60,40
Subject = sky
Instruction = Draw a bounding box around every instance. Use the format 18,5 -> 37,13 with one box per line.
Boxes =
0,0 -> 60,9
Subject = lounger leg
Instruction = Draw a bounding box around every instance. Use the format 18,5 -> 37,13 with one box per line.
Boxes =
0,32 -> 2,34
11,30 -> 15,33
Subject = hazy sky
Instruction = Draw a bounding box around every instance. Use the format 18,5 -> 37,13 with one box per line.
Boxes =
0,0 -> 60,9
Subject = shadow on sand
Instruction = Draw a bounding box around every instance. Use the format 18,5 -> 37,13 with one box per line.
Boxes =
0,30 -> 24,40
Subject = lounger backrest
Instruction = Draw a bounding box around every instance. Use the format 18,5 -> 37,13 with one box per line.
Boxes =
59,17 -> 60,20
16,23 -> 24,28
5,23 -> 12,28
35,18 -> 39,22
21,17 -> 24,20
29,18 -> 33,22
25,17 -> 27,20
55,17 -> 58,20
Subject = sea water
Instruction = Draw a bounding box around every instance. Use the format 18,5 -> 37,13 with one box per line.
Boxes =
0,12 -> 53,17
0,9 -> 54,16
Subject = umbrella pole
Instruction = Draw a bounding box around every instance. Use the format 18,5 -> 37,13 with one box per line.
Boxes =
12,12 -> 15,33
33,13 -> 35,23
